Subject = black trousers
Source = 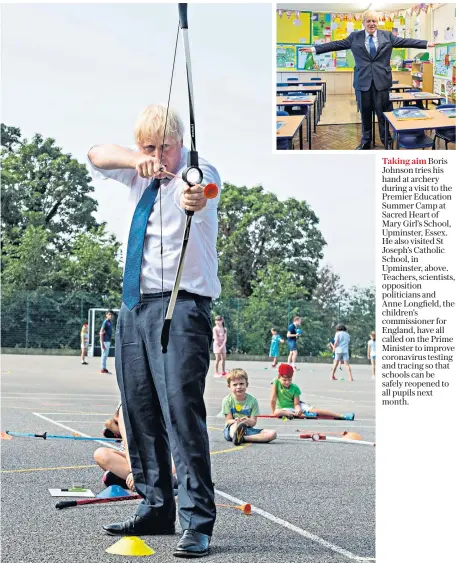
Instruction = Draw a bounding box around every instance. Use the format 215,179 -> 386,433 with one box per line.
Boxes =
360,81 -> 393,144
115,291 -> 215,535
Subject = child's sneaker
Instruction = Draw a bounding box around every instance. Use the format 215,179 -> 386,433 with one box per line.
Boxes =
221,372 -> 227,376
343,412 -> 355,421
233,422 -> 247,446
102,470 -> 128,490
213,372 -> 223,378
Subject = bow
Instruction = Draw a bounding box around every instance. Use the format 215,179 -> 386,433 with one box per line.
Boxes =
159,4 -> 205,353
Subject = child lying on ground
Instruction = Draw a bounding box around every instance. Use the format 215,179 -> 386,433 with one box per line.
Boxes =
270,363 -> 355,420
222,369 -> 277,446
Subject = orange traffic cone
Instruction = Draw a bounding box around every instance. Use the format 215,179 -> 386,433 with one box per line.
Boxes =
216,503 -> 251,515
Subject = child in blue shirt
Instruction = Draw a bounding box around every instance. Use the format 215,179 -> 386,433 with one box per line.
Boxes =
269,327 -> 284,367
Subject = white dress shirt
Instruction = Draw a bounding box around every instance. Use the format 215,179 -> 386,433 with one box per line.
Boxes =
87,146 -> 221,299
365,29 -> 379,53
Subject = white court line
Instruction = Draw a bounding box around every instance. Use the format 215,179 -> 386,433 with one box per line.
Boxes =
35,412 -> 113,415
51,421 -> 107,424
32,413 -> 122,451
214,488 -> 375,561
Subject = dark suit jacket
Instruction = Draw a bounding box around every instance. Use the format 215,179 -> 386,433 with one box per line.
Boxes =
315,30 -> 428,91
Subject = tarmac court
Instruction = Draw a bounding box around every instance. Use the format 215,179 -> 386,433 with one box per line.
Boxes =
1,355 -> 375,562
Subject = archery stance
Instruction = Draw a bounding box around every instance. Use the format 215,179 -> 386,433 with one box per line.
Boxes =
87,104 -> 221,558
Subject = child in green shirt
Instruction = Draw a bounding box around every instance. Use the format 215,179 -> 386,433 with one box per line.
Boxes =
270,363 -> 355,420
222,369 -> 277,446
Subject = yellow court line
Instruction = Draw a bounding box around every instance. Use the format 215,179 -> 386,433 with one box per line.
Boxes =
1,464 -> 98,474
210,443 -> 251,456
1,444 -> 251,474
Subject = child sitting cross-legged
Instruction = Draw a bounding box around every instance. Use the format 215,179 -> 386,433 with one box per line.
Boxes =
222,368 -> 277,446
270,363 -> 355,420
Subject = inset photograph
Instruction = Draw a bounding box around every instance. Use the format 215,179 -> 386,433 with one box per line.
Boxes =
276,3 -> 456,150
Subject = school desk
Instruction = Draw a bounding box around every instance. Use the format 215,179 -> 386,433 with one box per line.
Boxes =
277,80 -> 327,103
390,83 -> 414,92
372,92 -> 445,146
276,116 -> 306,150
276,97 -> 313,150
276,85 -> 324,122
383,109 -> 456,150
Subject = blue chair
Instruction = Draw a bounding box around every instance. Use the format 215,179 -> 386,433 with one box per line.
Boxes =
433,104 -> 456,149
276,110 -> 290,150
396,132 -> 435,149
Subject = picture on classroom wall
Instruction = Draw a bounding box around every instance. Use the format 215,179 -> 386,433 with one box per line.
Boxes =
297,46 -> 334,71
276,10 -> 312,44
434,43 -> 456,78
277,45 -> 297,69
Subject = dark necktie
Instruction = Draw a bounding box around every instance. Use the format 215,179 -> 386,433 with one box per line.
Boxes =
368,34 -> 376,58
122,178 -> 160,310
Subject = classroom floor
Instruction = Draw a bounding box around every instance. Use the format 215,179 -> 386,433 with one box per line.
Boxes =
318,94 -> 361,125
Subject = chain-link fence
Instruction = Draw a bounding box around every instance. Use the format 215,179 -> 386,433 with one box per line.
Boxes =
1,291 -> 116,351
1,291 -> 374,358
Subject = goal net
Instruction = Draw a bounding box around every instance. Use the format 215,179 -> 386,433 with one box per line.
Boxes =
87,308 -> 120,357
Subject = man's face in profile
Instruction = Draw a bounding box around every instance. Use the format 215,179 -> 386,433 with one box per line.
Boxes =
363,15 -> 378,35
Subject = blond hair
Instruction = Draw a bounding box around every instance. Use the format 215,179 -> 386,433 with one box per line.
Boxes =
362,10 -> 379,23
226,368 -> 248,386
134,104 -> 184,146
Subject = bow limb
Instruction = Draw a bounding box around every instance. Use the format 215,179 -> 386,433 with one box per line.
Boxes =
161,3 -> 201,354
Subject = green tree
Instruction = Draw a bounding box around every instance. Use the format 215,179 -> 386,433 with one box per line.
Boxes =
58,225 -> 123,300
218,184 -> 326,298
340,285 -> 376,356
1,125 -> 123,350
1,226 -> 54,291
1,124 -> 98,250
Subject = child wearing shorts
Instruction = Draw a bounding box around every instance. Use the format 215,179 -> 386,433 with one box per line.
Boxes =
331,324 -> 354,382
222,369 -> 277,446
270,363 -> 355,420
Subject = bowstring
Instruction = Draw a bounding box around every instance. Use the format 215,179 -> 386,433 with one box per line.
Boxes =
159,23 -> 180,322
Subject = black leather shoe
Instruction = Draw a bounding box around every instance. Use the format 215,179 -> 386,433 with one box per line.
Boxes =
355,142 -> 371,150
103,514 -> 175,536
173,530 -> 210,558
